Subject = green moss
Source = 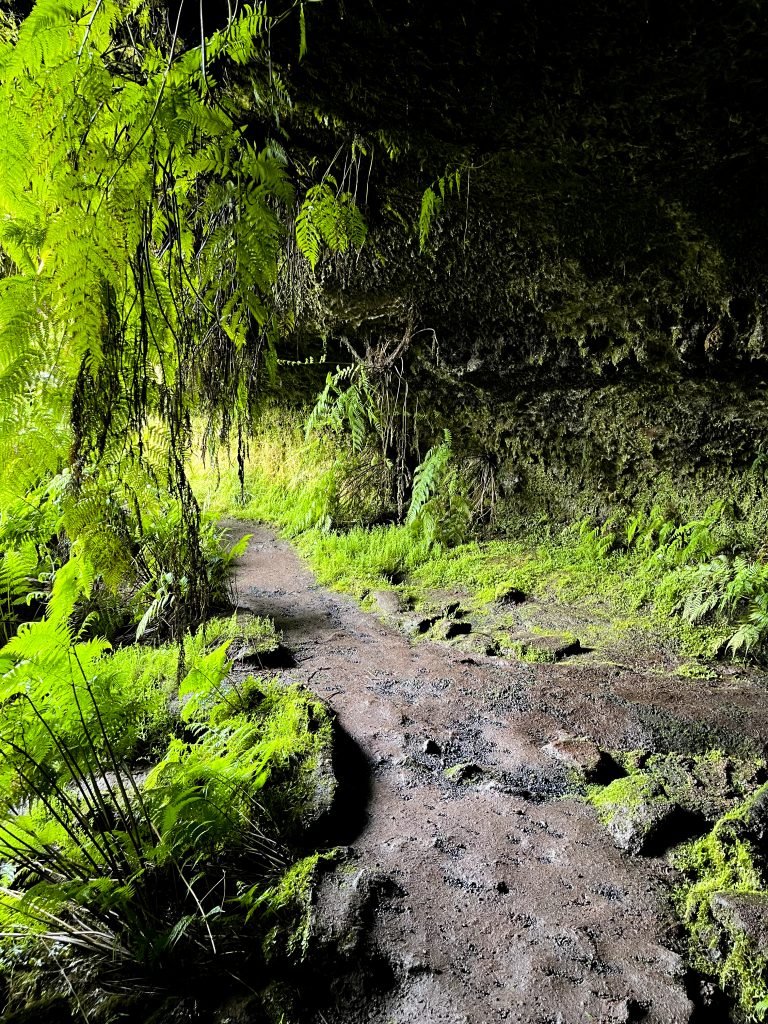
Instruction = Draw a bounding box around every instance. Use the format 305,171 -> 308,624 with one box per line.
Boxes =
192,611 -> 282,658
587,773 -> 659,823
245,849 -> 342,962
673,784 -> 768,1019
588,763 -> 768,1017
509,642 -> 553,663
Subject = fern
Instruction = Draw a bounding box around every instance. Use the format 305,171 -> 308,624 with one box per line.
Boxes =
0,0 -> 369,632
306,365 -> 378,452
295,182 -> 367,270
405,431 -> 471,550
419,167 -> 463,249
407,430 -> 454,523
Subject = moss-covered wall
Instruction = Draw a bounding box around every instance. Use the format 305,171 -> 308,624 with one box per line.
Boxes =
266,0 -> 768,510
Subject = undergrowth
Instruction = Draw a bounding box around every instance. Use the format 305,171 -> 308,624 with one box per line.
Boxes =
0,566 -> 335,1016
193,417 -> 768,662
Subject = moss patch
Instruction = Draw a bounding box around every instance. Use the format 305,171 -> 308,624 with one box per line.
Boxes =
673,784 -> 768,1020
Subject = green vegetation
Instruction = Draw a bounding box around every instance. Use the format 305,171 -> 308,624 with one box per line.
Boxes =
586,754 -> 768,1019
674,788 -> 768,1021
194,418 -> 768,663
0,574 -> 335,1014
0,0 -> 766,1018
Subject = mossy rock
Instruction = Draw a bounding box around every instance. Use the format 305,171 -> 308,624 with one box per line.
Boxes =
1,997 -> 73,1024
710,892 -> 768,949
444,761 -> 485,783
501,631 -> 582,663
673,782 -> 768,1018
590,774 -> 681,854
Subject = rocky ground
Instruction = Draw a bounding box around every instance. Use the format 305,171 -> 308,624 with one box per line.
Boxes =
226,521 -> 768,1024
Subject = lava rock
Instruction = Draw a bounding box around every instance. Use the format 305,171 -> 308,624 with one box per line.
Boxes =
543,736 -> 609,781
444,762 -> 484,783
403,615 -> 440,636
506,632 -> 583,661
604,798 -> 682,855
438,619 -> 473,640
709,891 -> 768,949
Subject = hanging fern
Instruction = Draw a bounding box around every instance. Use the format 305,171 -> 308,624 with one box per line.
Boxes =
0,0 -> 368,633
305,365 -> 378,451
296,182 -> 367,270
419,167 -> 463,250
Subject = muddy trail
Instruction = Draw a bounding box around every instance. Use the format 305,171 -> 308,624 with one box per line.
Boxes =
227,522 -> 768,1024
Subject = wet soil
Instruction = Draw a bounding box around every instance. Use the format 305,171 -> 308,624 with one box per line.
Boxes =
227,522 -> 768,1024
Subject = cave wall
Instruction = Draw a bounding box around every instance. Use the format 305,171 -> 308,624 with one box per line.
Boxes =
271,0 -> 768,515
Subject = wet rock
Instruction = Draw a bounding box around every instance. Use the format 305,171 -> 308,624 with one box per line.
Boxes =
592,776 -> 683,854
709,891 -> 768,948
371,589 -> 404,616
592,996 -> 644,1022
310,866 -> 403,959
590,753 -> 767,862
496,586 -> 526,605
543,736 -> 610,781
444,762 -> 484,783
605,799 -> 679,854
744,782 -> 768,848
438,619 -> 473,640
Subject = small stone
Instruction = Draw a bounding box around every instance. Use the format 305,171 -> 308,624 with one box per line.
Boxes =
423,738 -> 442,755
496,880 -> 509,894
371,589 -> 403,616
543,737 -> 608,780
710,891 -> 768,949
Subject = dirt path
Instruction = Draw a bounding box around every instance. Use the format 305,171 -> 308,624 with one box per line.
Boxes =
227,523 -> 768,1024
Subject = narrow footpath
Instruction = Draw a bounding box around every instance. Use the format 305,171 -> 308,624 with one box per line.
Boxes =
228,522 -> 768,1024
